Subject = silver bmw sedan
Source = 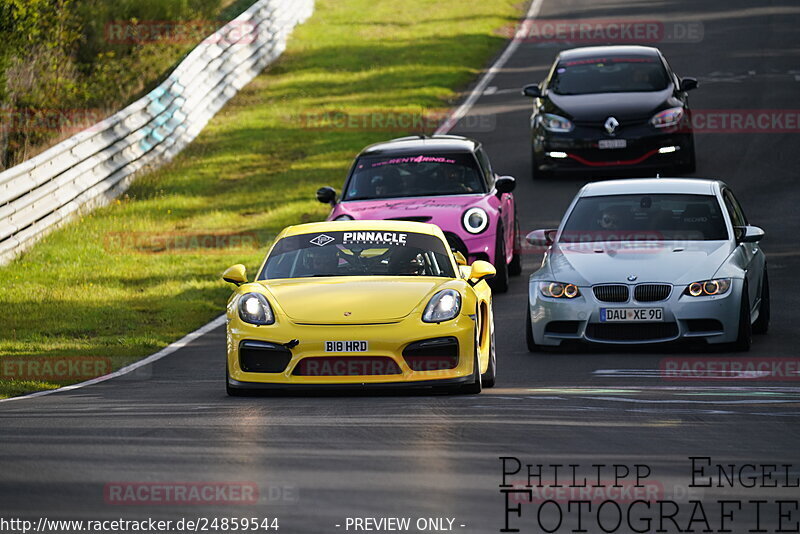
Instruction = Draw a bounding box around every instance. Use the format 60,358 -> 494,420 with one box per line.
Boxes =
526,178 -> 769,351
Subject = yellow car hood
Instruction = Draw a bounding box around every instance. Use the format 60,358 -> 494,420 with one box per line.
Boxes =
260,277 -> 448,324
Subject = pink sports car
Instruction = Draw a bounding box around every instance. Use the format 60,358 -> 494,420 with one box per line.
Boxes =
316,135 -> 521,292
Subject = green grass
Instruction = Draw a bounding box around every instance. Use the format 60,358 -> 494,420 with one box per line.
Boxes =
0,0 -> 523,398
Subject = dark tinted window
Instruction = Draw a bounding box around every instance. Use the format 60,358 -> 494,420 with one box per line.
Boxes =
722,189 -> 748,227
548,56 -> 670,95
260,231 -> 455,279
475,148 -> 494,189
561,194 -> 729,241
343,153 -> 485,201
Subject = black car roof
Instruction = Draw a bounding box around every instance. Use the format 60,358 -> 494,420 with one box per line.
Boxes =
358,135 -> 479,157
557,45 -> 662,61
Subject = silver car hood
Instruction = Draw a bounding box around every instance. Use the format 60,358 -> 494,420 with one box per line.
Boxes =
545,240 -> 733,286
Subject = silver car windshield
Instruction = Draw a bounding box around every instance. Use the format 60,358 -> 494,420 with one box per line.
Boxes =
561,194 -> 729,242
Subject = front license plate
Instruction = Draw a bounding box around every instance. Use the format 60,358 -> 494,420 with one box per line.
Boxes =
600,308 -> 663,322
598,139 -> 627,149
325,340 -> 368,352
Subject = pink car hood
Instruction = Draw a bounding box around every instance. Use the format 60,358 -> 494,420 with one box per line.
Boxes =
331,195 -> 483,226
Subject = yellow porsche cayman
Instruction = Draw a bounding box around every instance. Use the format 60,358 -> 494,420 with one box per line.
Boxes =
222,220 -> 497,395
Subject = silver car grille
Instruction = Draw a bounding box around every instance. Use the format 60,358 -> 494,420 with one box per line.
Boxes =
634,284 -> 672,302
593,284 -> 629,302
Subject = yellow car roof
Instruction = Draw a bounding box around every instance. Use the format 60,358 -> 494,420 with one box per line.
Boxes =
280,220 -> 446,239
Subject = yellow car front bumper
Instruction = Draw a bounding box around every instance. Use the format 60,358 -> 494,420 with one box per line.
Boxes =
226,312 -> 481,390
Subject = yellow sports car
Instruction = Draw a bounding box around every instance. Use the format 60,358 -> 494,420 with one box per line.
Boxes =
222,220 -> 497,395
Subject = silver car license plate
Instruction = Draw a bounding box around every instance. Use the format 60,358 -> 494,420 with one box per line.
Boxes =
601,308 -> 663,322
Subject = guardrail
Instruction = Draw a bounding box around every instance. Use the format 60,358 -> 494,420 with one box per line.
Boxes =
0,0 -> 313,265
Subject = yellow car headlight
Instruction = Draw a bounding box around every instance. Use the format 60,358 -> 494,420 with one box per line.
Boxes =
238,293 -> 275,325
422,290 -> 462,323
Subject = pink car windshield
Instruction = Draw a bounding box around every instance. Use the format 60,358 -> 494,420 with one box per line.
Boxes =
343,153 -> 485,201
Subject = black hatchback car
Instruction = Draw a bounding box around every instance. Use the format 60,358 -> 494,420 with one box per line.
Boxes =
523,45 -> 698,179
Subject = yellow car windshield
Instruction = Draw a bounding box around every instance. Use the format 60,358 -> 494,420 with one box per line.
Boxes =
260,231 -> 455,279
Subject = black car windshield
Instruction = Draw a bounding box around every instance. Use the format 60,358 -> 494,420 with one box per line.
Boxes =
561,194 -> 729,242
260,231 -> 455,279
343,153 -> 485,201
549,56 -> 670,95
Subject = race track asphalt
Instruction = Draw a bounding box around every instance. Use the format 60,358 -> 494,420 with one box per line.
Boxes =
2,0 -> 799,532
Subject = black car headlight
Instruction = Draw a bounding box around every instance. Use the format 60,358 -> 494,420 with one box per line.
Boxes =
539,281 -> 581,299
684,278 -> 731,297
538,113 -> 574,133
462,207 -> 489,234
238,292 -> 275,325
650,107 -> 684,128
422,290 -> 462,323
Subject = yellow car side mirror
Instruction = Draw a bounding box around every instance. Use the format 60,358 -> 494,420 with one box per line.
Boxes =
222,264 -> 247,286
469,260 -> 496,283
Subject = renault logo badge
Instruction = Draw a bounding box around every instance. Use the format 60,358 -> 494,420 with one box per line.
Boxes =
604,116 -> 620,134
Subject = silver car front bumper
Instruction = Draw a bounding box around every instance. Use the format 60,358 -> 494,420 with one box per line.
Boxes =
528,279 -> 743,346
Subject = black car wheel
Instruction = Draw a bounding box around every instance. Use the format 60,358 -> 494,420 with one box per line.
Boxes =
532,149 -> 553,180
679,134 -> 697,174
526,302 -> 542,353
731,282 -> 752,352
489,227 -> 509,293
462,324 -> 483,394
508,217 -> 522,276
481,325 -> 496,388
753,268 -> 770,334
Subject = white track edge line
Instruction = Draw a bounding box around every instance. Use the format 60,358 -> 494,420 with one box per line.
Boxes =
434,0 -> 544,135
0,315 -> 226,403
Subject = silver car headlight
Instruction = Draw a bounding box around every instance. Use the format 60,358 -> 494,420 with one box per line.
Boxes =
538,113 -> 574,133
422,290 -> 462,323
684,278 -> 731,297
238,292 -> 275,325
539,281 -> 581,299
462,207 -> 488,234
334,214 -> 354,221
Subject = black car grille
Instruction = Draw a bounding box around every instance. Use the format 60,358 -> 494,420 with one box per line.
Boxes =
685,319 -> 724,333
239,341 -> 292,373
586,323 -> 679,342
402,337 -> 459,371
593,284 -> 629,302
545,321 -> 581,335
634,284 -> 672,302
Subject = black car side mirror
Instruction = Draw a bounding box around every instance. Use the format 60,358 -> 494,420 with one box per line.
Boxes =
679,77 -> 699,91
316,186 -> 337,205
522,84 -> 542,98
495,175 -> 516,195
